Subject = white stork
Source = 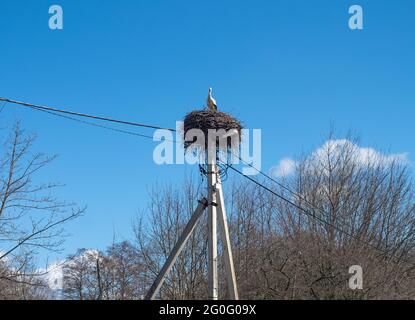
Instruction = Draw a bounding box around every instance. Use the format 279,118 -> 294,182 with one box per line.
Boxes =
207,87 -> 218,111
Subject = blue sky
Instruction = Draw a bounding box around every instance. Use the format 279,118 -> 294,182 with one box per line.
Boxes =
1,0 -> 414,263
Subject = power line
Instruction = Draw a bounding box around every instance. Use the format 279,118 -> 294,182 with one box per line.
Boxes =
36,107 -> 157,140
226,146 -> 391,249
224,162 -> 415,268
1,97 -> 179,143
3,96 -> 414,267
0,97 -> 177,132
229,150 -> 399,259
230,151 -> 375,236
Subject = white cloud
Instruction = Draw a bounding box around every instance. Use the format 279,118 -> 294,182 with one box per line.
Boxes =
311,139 -> 409,167
39,249 -> 99,294
43,261 -> 64,291
271,139 -> 409,178
0,251 -> 8,263
36,260 -> 64,293
270,158 -> 296,177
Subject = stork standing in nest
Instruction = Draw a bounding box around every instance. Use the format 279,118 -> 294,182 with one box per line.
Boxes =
207,88 -> 218,111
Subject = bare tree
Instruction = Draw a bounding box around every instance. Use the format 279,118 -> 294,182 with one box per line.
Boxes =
0,121 -> 83,299
62,242 -> 146,300
60,133 -> 415,300
239,136 -> 415,299
138,135 -> 415,300
102,241 -> 145,300
62,249 -> 102,300
134,176 -> 208,299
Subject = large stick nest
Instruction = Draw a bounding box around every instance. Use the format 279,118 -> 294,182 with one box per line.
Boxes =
183,109 -> 243,151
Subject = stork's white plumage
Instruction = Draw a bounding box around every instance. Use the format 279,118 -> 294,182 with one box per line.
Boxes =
207,87 -> 218,111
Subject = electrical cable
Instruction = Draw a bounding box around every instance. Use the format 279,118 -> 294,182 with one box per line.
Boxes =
224,162 -> 415,268
2,95 -> 414,268
0,97 -> 177,132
